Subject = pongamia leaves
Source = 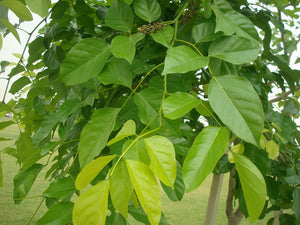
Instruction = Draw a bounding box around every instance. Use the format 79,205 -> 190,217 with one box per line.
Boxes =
133,0 -> 161,23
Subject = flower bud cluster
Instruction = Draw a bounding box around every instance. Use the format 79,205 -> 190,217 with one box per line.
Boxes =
179,0 -> 200,24
139,21 -> 167,34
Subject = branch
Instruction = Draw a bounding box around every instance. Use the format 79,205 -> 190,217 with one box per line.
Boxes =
269,86 -> 300,103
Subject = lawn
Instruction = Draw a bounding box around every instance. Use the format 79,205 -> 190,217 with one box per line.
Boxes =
0,118 -> 270,225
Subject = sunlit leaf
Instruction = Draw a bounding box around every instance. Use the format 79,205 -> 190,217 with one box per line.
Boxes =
0,0 -> 32,21
133,0 -> 161,23
266,140 -> 279,160
0,19 -> 20,42
26,0 -> 51,17
108,120 -> 136,146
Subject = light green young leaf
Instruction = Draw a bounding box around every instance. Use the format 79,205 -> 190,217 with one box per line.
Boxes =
233,152 -> 267,223
126,159 -> 161,225
98,59 -> 133,87
144,136 -> 176,187
133,0 -> 161,23
192,22 -> 221,43
105,0 -> 134,32
73,180 -> 110,225
266,140 -> 280,160
195,100 -> 213,117
208,36 -> 260,65
78,107 -> 119,168
0,0 -> 33,21
26,0 -> 51,17
75,155 -> 116,190
44,177 -> 75,200
36,202 -> 74,225
59,38 -> 110,85
110,160 -> 133,218
150,25 -> 174,48
0,19 -> 20,42
162,46 -> 209,75
162,92 -> 199,120
182,127 -> 229,192
208,75 -> 264,146
108,120 -> 136,146
228,144 -> 244,163
111,33 -> 145,64
9,76 -> 31,94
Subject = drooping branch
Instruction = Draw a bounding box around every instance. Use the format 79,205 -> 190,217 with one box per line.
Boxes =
269,86 -> 300,103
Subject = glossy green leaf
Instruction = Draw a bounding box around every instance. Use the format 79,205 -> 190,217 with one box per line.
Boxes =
73,180 -> 110,225
208,36 -> 260,65
150,25 -> 174,48
110,160 -> 133,218
13,164 -> 43,204
126,159 -> 161,225
98,59 -> 133,87
162,46 -> 209,75
0,19 -> 20,42
0,121 -> 14,130
59,38 -> 110,85
162,92 -> 199,120
233,152 -> 267,223
37,202 -> 74,225
144,136 -> 176,187
79,108 -> 119,168
9,76 -> 31,94
43,177 -> 75,200
26,0 -> 51,17
111,33 -> 145,64
212,0 -> 259,43
133,0 -> 161,23
108,120 -> 136,146
105,0 -> 133,32
0,0 -> 33,21
192,22 -> 221,43
182,127 -> 229,192
208,75 -> 264,146
76,155 -> 116,190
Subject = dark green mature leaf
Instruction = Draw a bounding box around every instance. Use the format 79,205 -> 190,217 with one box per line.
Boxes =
150,25 -> 174,48
182,126 -> 229,192
9,76 -> 31,94
44,45 -> 65,70
209,58 -> 237,76
110,160 -> 133,218
0,121 -> 14,130
43,177 -> 75,200
212,0 -> 259,43
13,164 -> 43,204
128,206 -> 169,225
162,92 -> 199,120
292,188 -> 300,224
133,0 -> 161,23
126,159 -> 161,225
208,75 -> 264,146
59,38 -> 110,85
233,152 -> 267,223
111,33 -> 145,64
75,155 -> 116,190
208,36 -> 260,65
106,212 -> 127,225
78,107 -> 119,168
105,0 -> 134,32
162,46 -> 209,75
98,59 -> 133,87
36,202 -> 73,225
192,22 -> 221,43
28,36 -> 45,65
0,0 -> 32,21
26,0 -> 51,17
73,180 -> 110,225
51,1 -> 69,19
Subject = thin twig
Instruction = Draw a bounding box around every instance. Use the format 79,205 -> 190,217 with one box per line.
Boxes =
269,86 -> 300,103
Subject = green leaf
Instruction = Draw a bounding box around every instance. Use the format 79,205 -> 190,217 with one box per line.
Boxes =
192,22 -> 221,43
126,159 -> 161,225
0,153 -> 3,187
37,202 -> 74,225
208,36 -> 260,65
0,34 -> 2,50
111,33 -> 145,64
150,25 -> 174,48
59,38 -> 110,85
26,0 -> 51,17
13,164 -> 43,204
162,92 -> 199,120
162,46 -> 209,75
110,160 -> 133,218
208,75 -> 264,146
208,58 -> 237,76
133,0 -> 161,23
73,180 -> 110,225
108,120 -> 136,146
9,76 -> 31,94
0,19 -> 20,42
0,0 -> 32,21
292,188 -> 300,224
105,0 -> 134,32
44,45 -> 65,70
266,140 -> 279,160
0,120 -> 15,130
182,127 -> 229,192
75,155 -> 116,190
232,152 -> 267,223
144,136 -> 176,187
78,107 -> 119,168
98,59 -> 133,87
212,0 -> 259,43
195,100 -> 213,117
43,177 -> 75,200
